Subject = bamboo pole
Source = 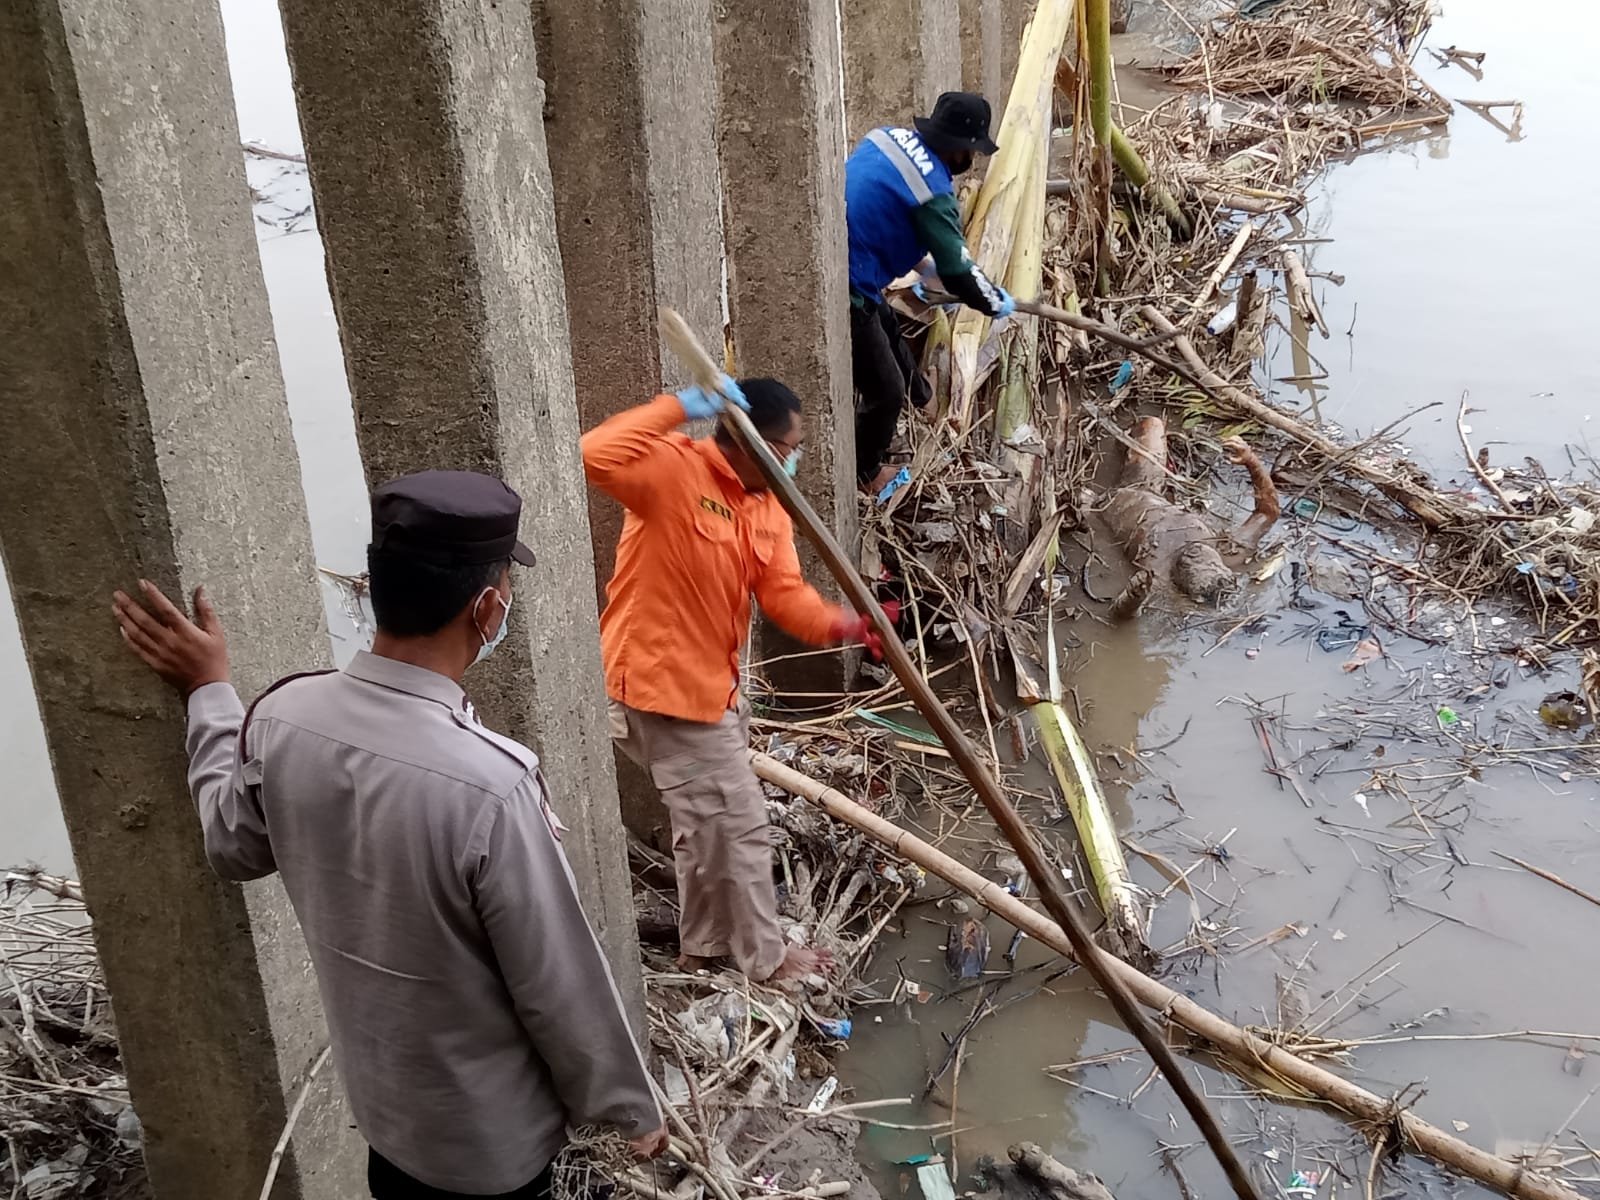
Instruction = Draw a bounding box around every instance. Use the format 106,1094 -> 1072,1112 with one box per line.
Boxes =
1031,701 -> 1148,964
1035,491 -> 1147,965
1194,221 -> 1254,310
750,752 -> 1583,1200
656,307 -> 1261,1200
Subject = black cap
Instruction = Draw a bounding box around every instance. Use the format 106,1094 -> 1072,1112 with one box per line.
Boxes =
369,471 -> 536,568
914,91 -> 999,156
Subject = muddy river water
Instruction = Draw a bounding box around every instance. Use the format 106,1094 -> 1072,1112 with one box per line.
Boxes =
3,0 -> 1598,1195
840,3 -> 1600,1196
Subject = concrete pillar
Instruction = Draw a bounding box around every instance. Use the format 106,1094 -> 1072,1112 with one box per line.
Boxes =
841,0 -> 962,145
711,0 -> 857,696
959,0 -> 1005,109
533,0 -> 723,847
999,0 -> 1038,94
0,0 -> 358,1195
273,0 -> 646,1018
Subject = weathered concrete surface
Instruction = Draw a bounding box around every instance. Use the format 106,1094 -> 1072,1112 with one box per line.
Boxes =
1000,0 -> 1039,96
0,1 -> 358,1195
533,0 -> 723,845
841,0 -> 962,144
712,0 -> 857,695
276,0 -> 646,1024
959,0 -> 1004,106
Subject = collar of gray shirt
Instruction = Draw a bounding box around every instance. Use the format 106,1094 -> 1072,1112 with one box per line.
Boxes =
345,650 -> 467,712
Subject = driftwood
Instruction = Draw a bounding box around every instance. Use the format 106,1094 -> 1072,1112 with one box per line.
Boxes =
750,752 -> 1583,1200
1100,416 -> 1279,603
1281,249 -> 1329,337
1009,1143 -> 1116,1200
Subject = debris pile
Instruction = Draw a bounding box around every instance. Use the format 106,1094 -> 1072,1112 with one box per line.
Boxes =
0,871 -> 147,1200
602,748 -> 919,1200
883,0 -> 1600,685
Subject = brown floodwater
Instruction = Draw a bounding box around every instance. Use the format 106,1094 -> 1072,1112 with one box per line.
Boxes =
837,2 -> 1600,1197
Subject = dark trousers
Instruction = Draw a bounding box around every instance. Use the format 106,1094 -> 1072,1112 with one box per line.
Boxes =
851,301 -> 930,483
368,1149 -> 553,1200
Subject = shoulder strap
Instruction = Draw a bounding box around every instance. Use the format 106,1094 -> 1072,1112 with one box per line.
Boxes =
240,668 -> 338,744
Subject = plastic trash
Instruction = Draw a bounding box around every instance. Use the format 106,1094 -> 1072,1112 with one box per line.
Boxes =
916,1159 -> 956,1200
1206,301 -> 1239,336
1286,1169 -> 1321,1198
1539,691 -> 1588,730
1315,621 -> 1369,653
1290,497 -> 1361,531
1004,928 -> 1027,964
1109,360 -> 1135,393
1436,706 -> 1460,726
945,917 -> 990,979
814,1016 -> 852,1040
806,1076 -> 840,1113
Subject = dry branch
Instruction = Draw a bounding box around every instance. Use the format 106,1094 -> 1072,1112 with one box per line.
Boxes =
1140,306 -> 1462,527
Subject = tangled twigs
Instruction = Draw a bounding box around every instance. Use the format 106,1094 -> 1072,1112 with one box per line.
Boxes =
1457,391 -> 1515,512
1140,306 -> 1467,528
2,875 -> 141,1198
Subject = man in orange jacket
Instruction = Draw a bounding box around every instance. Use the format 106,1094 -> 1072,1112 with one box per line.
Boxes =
582,376 -> 874,982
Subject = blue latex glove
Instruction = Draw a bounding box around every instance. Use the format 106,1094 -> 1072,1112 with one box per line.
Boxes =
993,288 -> 1018,320
676,375 -> 748,420
876,465 -> 912,505
912,282 -> 958,314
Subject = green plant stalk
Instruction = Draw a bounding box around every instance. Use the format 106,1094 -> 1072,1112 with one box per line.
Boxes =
1110,125 -> 1192,238
1086,0 -> 1113,147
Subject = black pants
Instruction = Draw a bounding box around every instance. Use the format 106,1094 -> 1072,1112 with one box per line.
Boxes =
851,301 -> 930,483
368,1149 -> 553,1200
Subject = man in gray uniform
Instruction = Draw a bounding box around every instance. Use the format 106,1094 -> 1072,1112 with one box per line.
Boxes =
112,470 -> 664,1199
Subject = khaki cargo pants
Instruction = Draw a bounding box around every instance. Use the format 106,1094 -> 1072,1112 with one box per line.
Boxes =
608,699 -> 786,981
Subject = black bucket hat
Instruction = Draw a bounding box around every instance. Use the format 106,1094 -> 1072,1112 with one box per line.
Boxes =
914,91 -> 999,156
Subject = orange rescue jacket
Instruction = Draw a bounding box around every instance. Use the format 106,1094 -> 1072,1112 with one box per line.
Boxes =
582,395 -> 844,724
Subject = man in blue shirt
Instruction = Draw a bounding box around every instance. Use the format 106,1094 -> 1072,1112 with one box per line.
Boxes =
845,91 -> 1016,493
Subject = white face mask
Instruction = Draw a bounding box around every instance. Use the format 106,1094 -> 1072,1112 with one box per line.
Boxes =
473,588 -> 512,665
782,448 -> 803,478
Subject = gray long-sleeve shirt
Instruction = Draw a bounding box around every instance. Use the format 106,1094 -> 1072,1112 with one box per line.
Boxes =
185,651 -> 658,1193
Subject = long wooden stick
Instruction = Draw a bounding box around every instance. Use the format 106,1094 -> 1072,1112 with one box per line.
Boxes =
919,289 -> 1208,393
1493,852 -> 1600,911
656,307 -> 1262,1200
751,752 -> 1582,1200
258,1046 -> 332,1200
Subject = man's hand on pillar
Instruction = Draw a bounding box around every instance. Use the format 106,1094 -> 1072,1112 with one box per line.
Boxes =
112,580 -> 231,697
